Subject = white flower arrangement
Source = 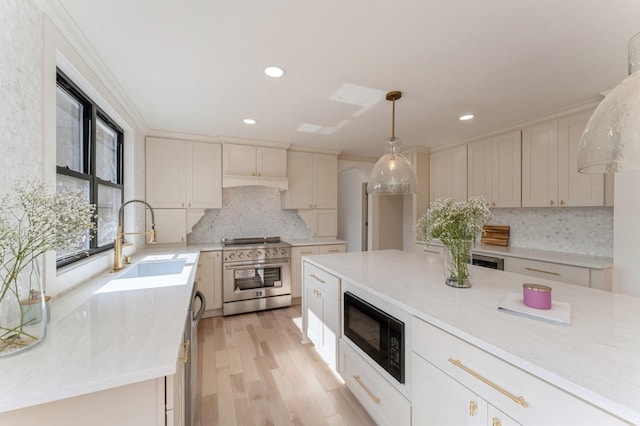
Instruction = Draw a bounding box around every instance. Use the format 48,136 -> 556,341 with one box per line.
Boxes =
416,196 -> 492,247
0,179 -> 96,354
416,197 -> 492,286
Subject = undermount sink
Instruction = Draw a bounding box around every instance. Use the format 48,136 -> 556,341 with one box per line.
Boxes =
119,259 -> 187,279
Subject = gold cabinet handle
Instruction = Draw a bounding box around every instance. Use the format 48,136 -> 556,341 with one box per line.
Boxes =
550,200 -> 554,205
560,199 -> 565,206
180,339 -> 191,364
328,249 -> 341,253
448,358 -> 528,408
491,201 -> 496,207
424,249 -> 440,254
301,251 -> 314,255
352,375 -> 380,404
492,418 -> 502,426
310,273 -> 326,284
525,267 -> 560,276
469,400 -> 478,416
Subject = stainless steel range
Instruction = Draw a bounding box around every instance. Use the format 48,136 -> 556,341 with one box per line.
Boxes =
221,237 -> 292,316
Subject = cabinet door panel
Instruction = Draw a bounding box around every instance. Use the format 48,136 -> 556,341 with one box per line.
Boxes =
146,138 -> 186,208
187,142 -> 222,209
314,209 -> 338,238
522,121 -> 558,207
413,354 -> 486,426
558,111 -> 604,206
284,151 -> 314,209
223,144 -> 256,176
314,154 -> 338,208
492,131 -> 522,208
257,147 -> 287,177
430,145 -> 467,203
468,139 -> 493,202
149,209 -> 186,244
306,283 -> 324,349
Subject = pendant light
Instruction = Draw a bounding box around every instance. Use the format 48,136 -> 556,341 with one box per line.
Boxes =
577,32 -> 640,173
367,91 -> 419,194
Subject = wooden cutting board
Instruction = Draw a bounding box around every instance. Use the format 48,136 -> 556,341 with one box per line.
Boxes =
481,225 -> 510,246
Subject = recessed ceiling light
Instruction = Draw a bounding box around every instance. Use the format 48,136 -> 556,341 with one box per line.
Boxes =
459,114 -> 475,121
264,66 -> 285,78
243,118 -> 257,125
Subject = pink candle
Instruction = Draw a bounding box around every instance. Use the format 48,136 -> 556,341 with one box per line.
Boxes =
523,283 -> 552,310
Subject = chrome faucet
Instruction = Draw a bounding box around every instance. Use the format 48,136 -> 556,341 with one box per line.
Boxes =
113,199 -> 157,271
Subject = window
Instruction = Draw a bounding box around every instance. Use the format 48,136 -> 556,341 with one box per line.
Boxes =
56,70 -> 124,266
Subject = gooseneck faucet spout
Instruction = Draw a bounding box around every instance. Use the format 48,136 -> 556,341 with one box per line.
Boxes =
113,199 -> 157,271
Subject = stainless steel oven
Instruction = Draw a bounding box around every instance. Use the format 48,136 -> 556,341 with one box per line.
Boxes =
222,237 -> 291,316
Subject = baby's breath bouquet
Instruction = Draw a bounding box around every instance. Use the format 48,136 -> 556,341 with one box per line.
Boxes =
0,179 -> 95,356
416,197 -> 492,287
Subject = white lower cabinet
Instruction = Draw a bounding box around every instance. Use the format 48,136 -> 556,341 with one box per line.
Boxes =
341,340 -> 411,426
412,317 -> 628,426
413,353 -> 520,426
303,261 -> 340,371
195,250 -> 222,313
291,244 -> 345,299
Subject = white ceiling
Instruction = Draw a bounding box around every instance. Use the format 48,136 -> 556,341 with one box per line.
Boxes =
55,0 -> 640,158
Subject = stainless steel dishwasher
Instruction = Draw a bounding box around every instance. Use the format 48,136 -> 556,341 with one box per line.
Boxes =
185,287 -> 205,426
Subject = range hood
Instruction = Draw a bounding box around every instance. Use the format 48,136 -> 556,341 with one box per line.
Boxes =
222,175 -> 289,191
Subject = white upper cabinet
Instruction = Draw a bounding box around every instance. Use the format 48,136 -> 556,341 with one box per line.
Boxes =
468,131 -> 521,207
430,144 -> 467,203
223,143 -> 287,178
283,151 -> 337,209
523,110 -> 604,208
522,121 -> 559,207
146,137 -> 222,209
558,110 -> 604,206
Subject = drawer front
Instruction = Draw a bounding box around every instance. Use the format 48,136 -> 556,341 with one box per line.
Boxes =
412,317 -> 628,425
292,246 -> 320,260
318,244 -> 345,255
504,257 -> 590,287
303,262 -> 340,300
340,340 -> 411,426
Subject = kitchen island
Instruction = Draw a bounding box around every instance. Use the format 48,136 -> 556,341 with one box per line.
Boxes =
303,249 -> 640,425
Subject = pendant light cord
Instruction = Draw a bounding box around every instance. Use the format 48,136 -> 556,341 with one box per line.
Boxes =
391,97 -> 396,139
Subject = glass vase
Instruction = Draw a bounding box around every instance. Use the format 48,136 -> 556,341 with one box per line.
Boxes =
444,239 -> 473,288
0,258 -> 47,357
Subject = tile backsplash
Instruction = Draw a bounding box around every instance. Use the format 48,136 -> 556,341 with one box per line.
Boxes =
188,186 -> 311,243
490,207 -> 613,257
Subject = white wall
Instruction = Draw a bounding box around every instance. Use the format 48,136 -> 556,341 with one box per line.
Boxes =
0,1 -> 148,296
613,171 -> 640,296
338,168 -> 368,252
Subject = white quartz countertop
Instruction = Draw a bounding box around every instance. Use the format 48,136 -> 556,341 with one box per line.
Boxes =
285,238 -> 346,247
304,250 -> 640,424
0,245 -> 203,414
419,241 -> 613,269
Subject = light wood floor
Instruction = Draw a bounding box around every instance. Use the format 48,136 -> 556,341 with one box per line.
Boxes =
194,305 -> 376,426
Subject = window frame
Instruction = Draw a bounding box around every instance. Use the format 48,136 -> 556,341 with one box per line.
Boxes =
56,69 -> 124,267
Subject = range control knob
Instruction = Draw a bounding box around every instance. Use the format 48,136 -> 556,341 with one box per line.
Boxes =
228,252 -> 235,259
238,252 -> 244,258
255,250 -> 262,257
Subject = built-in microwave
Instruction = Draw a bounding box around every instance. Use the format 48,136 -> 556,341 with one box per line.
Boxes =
343,291 -> 405,383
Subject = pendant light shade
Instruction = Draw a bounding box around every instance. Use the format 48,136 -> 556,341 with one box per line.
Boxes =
577,32 -> 640,173
367,91 -> 419,194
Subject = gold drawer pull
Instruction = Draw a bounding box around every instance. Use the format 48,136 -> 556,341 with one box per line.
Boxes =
469,400 -> 478,416
180,339 -> 191,364
448,358 -> 528,408
301,251 -> 314,255
424,249 -> 440,254
353,375 -> 380,404
310,273 -> 326,284
492,418 -> 502,426
328,249 -> 341,253
525,267 -> 560,276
